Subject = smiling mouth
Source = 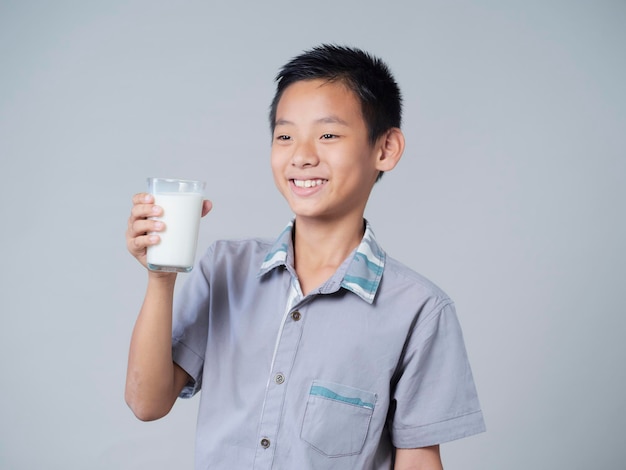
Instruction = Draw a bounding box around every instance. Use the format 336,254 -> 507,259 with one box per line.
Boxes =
292,179 -> 327,188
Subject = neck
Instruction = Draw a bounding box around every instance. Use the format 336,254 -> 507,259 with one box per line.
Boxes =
292,215 -> 365,295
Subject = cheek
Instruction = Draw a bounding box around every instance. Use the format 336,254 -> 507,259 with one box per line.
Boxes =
270,144 -> 288,163
269,151 -> 280,172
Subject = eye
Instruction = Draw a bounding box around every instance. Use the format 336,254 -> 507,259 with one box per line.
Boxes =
275,134 -> 291,141
321,134 -> 338,140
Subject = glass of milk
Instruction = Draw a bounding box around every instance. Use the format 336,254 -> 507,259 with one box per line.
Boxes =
146,177 -> 206,273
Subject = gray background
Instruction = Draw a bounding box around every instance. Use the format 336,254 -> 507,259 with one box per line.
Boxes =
1,1 -> 624,468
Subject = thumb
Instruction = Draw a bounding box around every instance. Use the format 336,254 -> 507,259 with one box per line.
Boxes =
201,199 -> 213,217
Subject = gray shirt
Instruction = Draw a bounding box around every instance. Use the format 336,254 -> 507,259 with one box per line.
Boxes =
172,221 -> 485,469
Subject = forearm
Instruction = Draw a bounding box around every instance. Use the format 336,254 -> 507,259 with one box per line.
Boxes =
125,273 -> 180,421
394,446 -> 443,470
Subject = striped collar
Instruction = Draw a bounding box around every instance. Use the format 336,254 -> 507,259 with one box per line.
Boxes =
258,220 -> 386,304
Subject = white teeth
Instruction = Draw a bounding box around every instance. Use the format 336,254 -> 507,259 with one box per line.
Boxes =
293,179 -> 325,188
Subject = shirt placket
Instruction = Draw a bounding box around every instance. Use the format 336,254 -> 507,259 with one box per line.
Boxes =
252,293 -> 307,468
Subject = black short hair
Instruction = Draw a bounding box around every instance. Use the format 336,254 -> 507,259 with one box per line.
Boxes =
269,44 -> 402,145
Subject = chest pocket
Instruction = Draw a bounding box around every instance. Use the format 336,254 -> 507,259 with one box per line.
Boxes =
300,380 -> 377,457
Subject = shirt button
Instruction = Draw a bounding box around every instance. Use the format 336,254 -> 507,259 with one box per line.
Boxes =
260,438 -> 271,449
291,311 -> 301,321
274,373 -> 285,385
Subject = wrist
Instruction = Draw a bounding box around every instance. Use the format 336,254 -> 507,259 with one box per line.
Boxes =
147,270 -> 178,286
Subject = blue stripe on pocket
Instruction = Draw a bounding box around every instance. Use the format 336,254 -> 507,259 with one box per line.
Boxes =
309,385 -> 375,409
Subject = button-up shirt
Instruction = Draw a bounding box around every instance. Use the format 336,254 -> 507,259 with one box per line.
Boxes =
172,220 -> 485,469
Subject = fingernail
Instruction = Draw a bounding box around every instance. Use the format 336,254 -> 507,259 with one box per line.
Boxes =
152,206 -> 160,214
154,221 -> 164,230
148,235 -> 159,243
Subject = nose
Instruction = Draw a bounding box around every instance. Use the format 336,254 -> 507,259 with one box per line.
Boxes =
291,139 -> 319,168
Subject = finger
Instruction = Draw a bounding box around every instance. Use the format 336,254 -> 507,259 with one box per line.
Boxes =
130,202 -> 162,222
127,233 -> 160,255
129,219 -> 165,238
129,192 -> 160,220
132,192 -> 153,205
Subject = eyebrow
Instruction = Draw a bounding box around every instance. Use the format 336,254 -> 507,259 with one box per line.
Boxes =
274,115 -> 350,127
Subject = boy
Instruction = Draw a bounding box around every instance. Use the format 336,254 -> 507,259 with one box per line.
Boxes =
125,44 -> 485,469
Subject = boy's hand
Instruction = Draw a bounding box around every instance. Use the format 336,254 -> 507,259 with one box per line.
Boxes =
125,192 -> 213,269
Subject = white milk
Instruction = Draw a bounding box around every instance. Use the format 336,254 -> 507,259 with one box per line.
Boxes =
147,192 -> 203,272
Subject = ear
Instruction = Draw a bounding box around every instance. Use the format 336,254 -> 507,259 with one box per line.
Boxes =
375,128 -> 405,172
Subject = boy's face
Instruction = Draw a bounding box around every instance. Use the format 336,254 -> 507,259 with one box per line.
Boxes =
271,79 -> 382,224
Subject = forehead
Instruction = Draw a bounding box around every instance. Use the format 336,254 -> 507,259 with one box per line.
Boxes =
275,79 -> 363,121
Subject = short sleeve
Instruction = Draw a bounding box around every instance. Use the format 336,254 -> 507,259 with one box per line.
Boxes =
171,245 -> 213,398
390,301 -> 486,448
